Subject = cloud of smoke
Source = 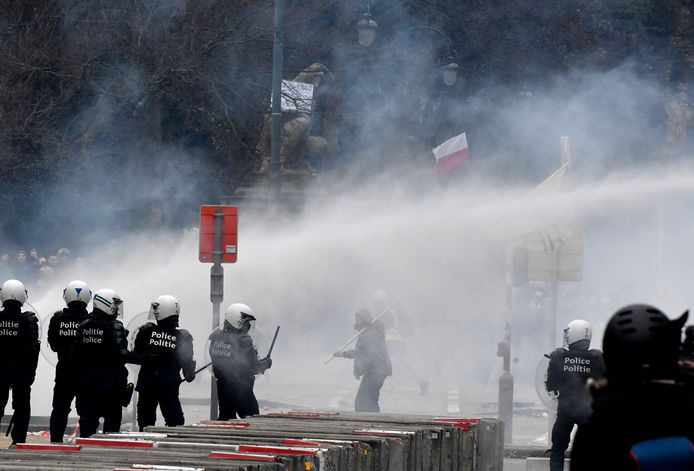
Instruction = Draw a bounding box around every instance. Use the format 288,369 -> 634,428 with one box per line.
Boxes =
6,1 -> 693,424
28,161 -> 694,417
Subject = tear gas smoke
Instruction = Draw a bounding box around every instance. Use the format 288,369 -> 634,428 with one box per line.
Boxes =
27,165 -> 694,416
5,1 -> 692,424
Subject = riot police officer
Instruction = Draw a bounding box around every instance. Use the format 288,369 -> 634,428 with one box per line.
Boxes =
47,280 -> 91,443
73,288 -> 136,437
571,305 -> 692,470
209,303 -> 271,420
133,295 -> 195,431
0,279 -> 40,445
545,319 -> 605,471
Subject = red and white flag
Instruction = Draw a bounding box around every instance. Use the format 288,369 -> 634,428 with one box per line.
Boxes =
433,132 -> 469,174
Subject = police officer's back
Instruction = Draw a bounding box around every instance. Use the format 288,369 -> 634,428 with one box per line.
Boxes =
0,279 -> 40,445
47,280 -> 91,443
133,295 -> 195,430
209,303 -> 271,420
570,304 -> 693,470
545,319 -> 604,471
72,288 -> 135,437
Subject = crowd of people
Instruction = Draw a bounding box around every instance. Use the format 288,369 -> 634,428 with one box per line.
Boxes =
0,278 -> 272,446
0,248 -> 74,292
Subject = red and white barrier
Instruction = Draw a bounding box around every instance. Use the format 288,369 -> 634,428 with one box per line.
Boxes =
76,437 -> 156,448
209,451 -> 276,462
15,443 -> 80,452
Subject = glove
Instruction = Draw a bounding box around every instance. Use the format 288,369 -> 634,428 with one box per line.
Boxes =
259,357 -> 272,373
183,360 -> 196,383
121,382 -> 134,407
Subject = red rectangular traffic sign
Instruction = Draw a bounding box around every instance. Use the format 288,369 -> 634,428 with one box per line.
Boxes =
199,205 -> 238,263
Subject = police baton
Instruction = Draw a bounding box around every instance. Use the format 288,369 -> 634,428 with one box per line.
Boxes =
194,362 -> 213,376
265,326 -> 280,359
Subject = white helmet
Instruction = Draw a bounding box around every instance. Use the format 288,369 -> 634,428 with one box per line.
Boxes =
224,303 -> 256,329
0,279 -> 28,305
564,319 -> 592,346
93,288 -> 123,317
150,295 -> 180,321
63,280 -> 92,306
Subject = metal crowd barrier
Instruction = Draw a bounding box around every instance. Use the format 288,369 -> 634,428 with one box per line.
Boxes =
0,412 -> 503,470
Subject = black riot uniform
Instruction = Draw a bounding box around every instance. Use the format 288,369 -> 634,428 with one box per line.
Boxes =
133,317 -> 195,430
341,309 -> 392,413
209,326 -> 271,420
72,309 -> 137,437
47,303 -> 90,442
545,339 -> 605,471
0,301 -> 40,444
571,305 -> 693,471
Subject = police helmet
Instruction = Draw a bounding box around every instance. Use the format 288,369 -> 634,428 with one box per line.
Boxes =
603,304 -> 688,382
0,279 -> 28,306
150,294 -> 180,321
564,319 -> 592,346
224,303 -> 256,329
93,288 -> 123,317
63,280 -> 92,306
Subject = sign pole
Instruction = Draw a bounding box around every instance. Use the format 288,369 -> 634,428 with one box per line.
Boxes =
498,244 -> 514,444
199,204 -> 237,419
547,248 -> 560,444
210,209 -> 225,419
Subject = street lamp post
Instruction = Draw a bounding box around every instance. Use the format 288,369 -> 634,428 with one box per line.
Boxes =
359,17 -> 460,86
357,8 -> 378,47
270,0 -> 285,202
401,26 -> 459,86
442,58 -> 459,86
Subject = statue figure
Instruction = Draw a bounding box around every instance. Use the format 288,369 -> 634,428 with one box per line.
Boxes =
255,63 -> 333,181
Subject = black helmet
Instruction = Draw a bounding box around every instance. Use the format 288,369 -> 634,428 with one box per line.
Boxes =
603,304 -> 688,383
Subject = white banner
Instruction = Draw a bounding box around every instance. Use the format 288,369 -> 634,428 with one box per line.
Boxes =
277,80 -> 314,112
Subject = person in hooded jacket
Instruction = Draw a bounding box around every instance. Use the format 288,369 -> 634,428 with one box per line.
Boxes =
47,280 -> 92,443
72,288 -> 138,437
333,308 -> 392,412
0,279 -> 40,446
133,295 -> 195,431
545,319 -> 605,471
209,303 -> 271,420
570,304 -> 693,471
